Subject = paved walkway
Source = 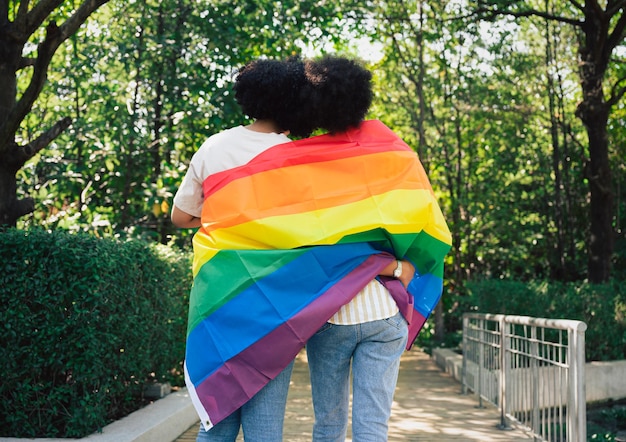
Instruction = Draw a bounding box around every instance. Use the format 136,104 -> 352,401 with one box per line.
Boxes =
176,350 -> 533,441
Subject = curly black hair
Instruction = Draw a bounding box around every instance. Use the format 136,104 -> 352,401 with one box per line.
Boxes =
305,55 -> 373,134
234,57 -> 317,138
233,55 -> 372,137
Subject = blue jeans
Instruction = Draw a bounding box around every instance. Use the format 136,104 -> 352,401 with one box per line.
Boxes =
306,312 -> 408,442
196,360 -> 294,442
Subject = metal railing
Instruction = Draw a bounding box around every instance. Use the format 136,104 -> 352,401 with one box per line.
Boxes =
462,313 -> 587,442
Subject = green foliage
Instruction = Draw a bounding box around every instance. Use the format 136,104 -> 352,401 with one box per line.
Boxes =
415,320 -> 463,354
367,0 -> 593,285
465,279 -> 626,362
587,400 -> 626,441
0,228 -> 192,438
17,0 -> 351,243
13,0 -> 624,284
8,0 -> 626,360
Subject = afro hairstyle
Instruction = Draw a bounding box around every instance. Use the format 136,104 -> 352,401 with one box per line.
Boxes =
233,57 -> 317,138
305,55 -> 373,134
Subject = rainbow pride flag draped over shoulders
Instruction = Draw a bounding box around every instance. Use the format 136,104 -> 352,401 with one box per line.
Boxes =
184,120 -> 452,429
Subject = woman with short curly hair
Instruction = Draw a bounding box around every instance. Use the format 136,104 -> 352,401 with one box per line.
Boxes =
171,57 -> 310,442
303,55 -> 415,442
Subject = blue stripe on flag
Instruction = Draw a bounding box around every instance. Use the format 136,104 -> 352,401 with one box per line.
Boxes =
185,243 -> 380,385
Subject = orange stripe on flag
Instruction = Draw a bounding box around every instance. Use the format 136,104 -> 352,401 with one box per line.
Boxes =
200,150 -> 432,233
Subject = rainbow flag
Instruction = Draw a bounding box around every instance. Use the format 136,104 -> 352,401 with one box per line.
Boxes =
184,120 -> 452,429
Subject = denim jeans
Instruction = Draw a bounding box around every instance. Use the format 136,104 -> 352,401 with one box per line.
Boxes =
196,360 -> 294,442
306,312 -> 408,442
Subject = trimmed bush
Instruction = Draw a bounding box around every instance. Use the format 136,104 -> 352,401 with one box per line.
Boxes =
465,279 -> 626,362
0,228 -> 192,438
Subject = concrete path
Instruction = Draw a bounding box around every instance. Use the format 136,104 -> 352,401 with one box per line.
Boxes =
177,349 -> 533,441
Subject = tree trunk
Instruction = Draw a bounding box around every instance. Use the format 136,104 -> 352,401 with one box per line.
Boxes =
0,161 -> 34,227
0,26 -> 25,227
545,18 -> 566,280
576,7 -> 615,283
582,107 -> 612,283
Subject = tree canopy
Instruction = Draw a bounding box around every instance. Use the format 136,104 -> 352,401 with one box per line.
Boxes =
2,0 -> 625,287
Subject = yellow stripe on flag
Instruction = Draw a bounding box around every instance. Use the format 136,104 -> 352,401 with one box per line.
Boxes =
192,188 -> 450,274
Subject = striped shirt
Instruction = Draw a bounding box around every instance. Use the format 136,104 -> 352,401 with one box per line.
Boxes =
328,278 -> 399,325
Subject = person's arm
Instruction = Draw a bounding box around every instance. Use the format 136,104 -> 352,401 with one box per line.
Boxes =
379,259 -> 416,288
171,204 -> 202,229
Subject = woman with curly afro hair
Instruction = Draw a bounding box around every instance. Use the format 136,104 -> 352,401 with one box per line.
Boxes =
304,55 -> 374,134
304,55 -> 416,442
171,57 -> 314,442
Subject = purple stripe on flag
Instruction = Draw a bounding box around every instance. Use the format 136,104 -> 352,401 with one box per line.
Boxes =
406,313 -> 428,350
381,277 -> 423,350
194,253 -> 395,424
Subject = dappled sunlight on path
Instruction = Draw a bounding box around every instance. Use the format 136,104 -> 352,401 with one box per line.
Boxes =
177,349 -> 532,441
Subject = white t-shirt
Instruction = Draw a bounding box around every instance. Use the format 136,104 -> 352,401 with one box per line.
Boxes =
173,125 -> 291,217
174,125 -> 398,325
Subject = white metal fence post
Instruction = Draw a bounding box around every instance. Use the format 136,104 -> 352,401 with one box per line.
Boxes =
477,317 -> 485,408
462,315 -> 468,395
497,315 -> 511,430
567,322 -> 587,442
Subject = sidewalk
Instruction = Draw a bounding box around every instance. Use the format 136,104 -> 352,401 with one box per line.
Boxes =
176,349 -> 533,441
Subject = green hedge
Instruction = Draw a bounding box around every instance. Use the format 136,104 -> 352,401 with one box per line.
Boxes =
465,279 -> 626,362
0,228 -> 192,438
